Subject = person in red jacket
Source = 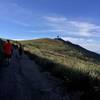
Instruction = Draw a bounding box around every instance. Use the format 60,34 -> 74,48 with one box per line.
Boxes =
3,40 -> 13,64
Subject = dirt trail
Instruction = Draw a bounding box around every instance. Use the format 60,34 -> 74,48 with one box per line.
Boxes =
0,50 -> 72,100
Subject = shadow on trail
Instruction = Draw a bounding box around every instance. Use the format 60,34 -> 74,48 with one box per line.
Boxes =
25,50 -> 100,100
0,61 -> 11,78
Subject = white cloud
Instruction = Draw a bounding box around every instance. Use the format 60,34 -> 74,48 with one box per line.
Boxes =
44,16 -> 67,22
12,38 -> 27,41
10,37 -> 39,41
82,43 -> 100,54
62,37 -> 93,44
62,36 -> 100,54
44,16 -> 100,37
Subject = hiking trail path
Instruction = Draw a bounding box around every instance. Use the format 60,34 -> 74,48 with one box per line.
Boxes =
0,49 -> 79,100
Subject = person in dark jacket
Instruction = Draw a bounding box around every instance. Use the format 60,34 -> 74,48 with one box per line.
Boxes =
18,44 -> 23,58
0,39 -> 4,66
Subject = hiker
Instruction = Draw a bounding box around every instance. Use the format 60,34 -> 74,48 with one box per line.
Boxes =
3,40 -> 13,65
0,39 -> 4,66
14,45 -> 19,59
18,44 -> 23,59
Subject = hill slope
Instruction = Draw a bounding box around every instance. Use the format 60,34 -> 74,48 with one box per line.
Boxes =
1,38 -> 100,99
21,38 -> 100,62
20,38 -> 100,77
17,38 -> 100,99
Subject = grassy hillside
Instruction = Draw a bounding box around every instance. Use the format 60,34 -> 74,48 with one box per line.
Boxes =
20,38 -> 100,78
19,38 -> 100,99
1,38 -> 100,99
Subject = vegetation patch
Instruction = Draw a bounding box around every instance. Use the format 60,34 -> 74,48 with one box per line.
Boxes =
20,38 -> 100,99
25,50 -> 100,100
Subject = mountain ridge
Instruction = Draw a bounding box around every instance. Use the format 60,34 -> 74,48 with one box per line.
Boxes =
54,38 -> 100,61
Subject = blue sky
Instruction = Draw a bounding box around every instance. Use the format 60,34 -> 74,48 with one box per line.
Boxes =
0,0 -> 100,53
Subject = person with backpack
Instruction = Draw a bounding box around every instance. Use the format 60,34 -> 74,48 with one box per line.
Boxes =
3,40 -> 13,65
18,44 -> 23,58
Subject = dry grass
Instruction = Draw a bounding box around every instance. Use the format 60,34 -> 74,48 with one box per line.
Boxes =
19,38 -> 100,99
